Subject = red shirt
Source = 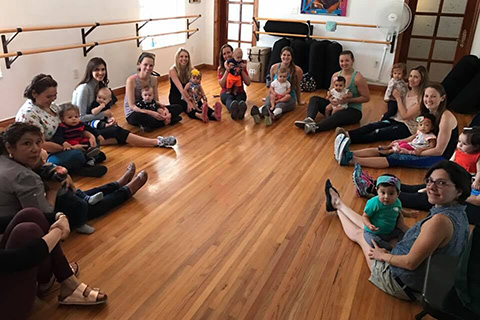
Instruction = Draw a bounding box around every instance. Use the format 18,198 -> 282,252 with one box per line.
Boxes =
455,149 -> 480,173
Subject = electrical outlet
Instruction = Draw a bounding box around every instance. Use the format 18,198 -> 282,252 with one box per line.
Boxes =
73,68 -> 79,80
374,60 -> 380,68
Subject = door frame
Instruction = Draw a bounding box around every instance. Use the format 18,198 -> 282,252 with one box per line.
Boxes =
213,0 -> 258,68
396,0 -> 480,66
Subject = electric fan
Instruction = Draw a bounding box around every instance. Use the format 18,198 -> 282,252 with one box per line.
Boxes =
373,0 -> 413,82
376,0 -> 413,35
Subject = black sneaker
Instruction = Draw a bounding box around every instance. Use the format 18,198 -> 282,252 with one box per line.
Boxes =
238,101 -> 247,120
94,151 -> 107,163
250,105 -> 261,124
78,165 -> 108,177
229,101 -> 239,120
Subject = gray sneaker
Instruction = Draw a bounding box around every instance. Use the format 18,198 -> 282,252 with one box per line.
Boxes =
76,224 -> 95,234
157,136 -> 177,147
295,117 -> 315,128
304,123 -> 317,134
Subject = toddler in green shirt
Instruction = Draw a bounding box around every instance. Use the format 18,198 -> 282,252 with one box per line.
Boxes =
363,174 -> 409,250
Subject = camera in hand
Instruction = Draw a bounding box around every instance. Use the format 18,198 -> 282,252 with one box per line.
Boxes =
35,163 -> 68,182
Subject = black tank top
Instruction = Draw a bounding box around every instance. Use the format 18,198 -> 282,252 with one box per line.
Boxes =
168,78 -> 187,104
442,126 -> 458,159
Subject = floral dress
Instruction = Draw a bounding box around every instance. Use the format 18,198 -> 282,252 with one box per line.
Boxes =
15,100 -> 61,141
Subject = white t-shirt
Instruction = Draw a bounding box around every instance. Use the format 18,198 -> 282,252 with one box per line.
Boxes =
330,88 -> 349,109
271,79 -> 291,95
410,131 -> 436,149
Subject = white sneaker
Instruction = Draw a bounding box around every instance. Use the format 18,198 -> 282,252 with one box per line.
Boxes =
334,133 -> 345,161
157,136 -> 177,147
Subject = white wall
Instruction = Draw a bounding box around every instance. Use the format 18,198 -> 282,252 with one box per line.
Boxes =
0,0 -> 211,121
257,0 -> 401,85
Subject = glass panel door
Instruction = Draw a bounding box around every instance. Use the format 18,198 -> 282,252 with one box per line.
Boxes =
404,0 -> 475,82
227,0 -> 257,58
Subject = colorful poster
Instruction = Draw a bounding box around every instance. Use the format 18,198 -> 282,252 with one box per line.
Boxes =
300,0 -> 348,16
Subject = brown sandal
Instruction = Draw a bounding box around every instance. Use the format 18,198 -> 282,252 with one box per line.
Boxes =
58,283 -> 107,305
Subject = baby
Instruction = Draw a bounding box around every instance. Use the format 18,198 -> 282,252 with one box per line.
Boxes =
52,103 -> 102,166
362,174 -> 407,250
87,87 -> 115,129
379,113 -> 436,156
226,48 -> 245,95
382,63 -> 409,120
135,85 -> 172,131
325,76 -> 352,117
184,68 -> 221,122
269,67 -> 291,111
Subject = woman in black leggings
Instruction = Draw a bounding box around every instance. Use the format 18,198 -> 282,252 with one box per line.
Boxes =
344,66 -> 428,144
294,50 -> 370,133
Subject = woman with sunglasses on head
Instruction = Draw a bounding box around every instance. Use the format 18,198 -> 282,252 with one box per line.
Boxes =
73,57 -> 177,148
324,160 -> 470,300
124,53 -> 182,139
124,52 -> 182,147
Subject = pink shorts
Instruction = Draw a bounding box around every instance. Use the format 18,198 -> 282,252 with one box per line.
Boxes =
275,94 -> 285,100
395,141 -> 414,151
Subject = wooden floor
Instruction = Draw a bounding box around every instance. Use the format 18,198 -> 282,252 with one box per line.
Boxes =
31,70 -> 471,320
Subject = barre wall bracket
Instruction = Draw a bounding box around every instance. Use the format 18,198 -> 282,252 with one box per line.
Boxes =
136,20 -> 151,47
81,23 -> 100,56
187,15 -> 201,39
252,17 -> 260,41
1,28 -> 22,69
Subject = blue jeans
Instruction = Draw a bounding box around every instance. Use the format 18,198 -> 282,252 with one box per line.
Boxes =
220,91 -> 247,112
47,149 -> 85,173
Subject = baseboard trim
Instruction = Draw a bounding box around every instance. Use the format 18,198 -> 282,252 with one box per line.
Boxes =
0,117 -> 15,130
369,84 -> 387,92
112,87 -> 125,96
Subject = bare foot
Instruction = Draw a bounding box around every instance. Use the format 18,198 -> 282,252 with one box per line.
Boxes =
117,162 -> 136,187
329,188 -> 341,209
126,170 -> 148,196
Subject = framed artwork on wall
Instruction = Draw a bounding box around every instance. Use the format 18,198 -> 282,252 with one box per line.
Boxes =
300,0 -> 348,16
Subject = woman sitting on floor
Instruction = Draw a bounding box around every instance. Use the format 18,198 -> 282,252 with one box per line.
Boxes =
169,48 -> 193,114
73,57 -> 176,148
217,44 -> 251,120
124,53 -> 182,137
0,208 -> 107,319
294,50 -> 370,133
336,83 -> 458,169
16,74 -> 105,177
324,160 -> 469,299
332,66 -> 428,144
250,46 -> 303,126
0,122 -> 148,235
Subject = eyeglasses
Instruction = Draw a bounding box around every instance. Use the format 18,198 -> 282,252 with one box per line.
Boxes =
424,177 -> 454,189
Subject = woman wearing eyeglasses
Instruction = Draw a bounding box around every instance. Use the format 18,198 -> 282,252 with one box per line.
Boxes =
336,84 -> 458,169
324,160 -> 470,300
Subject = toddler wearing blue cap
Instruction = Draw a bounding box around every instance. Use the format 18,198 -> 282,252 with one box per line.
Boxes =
362,174 -> 408,250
